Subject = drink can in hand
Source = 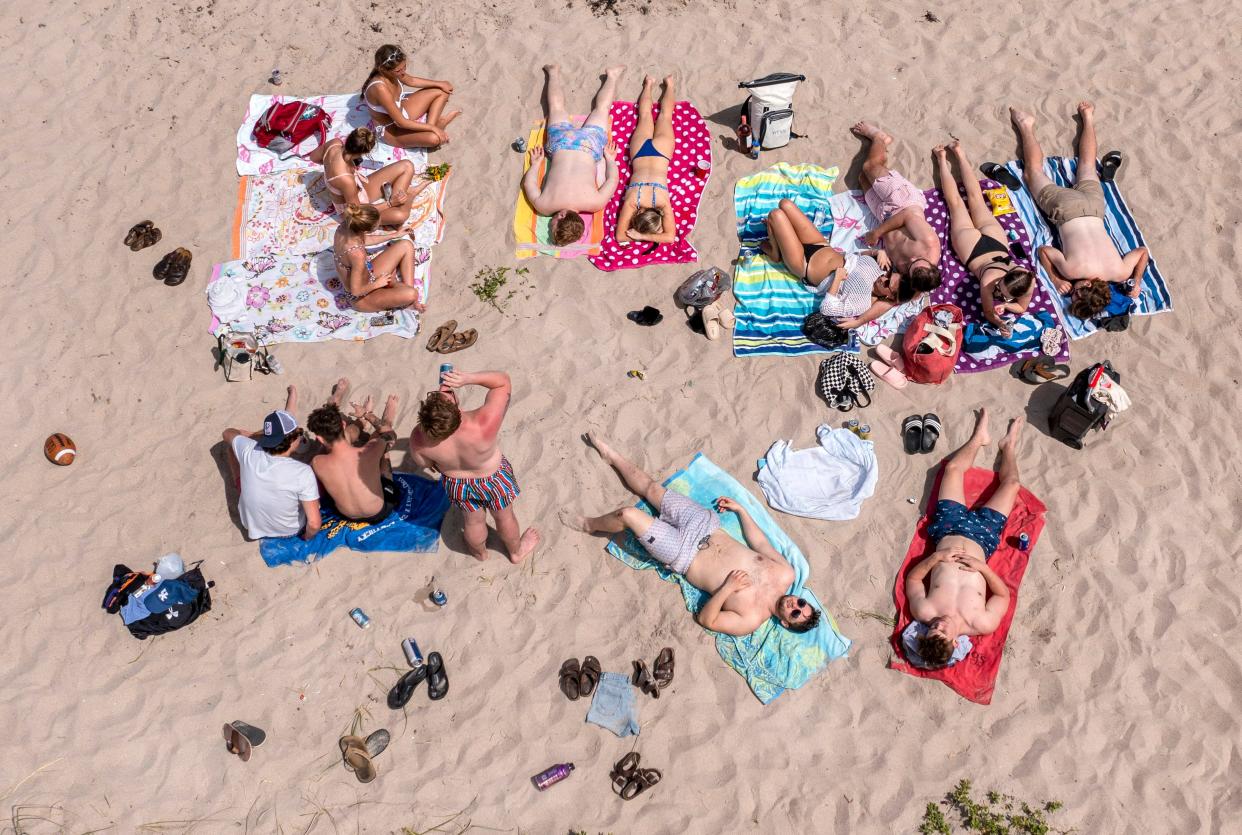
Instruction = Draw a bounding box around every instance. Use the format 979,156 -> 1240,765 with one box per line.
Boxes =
439,363 -> 453,386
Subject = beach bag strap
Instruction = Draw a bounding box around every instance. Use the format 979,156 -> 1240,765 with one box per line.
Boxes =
919,323 -> 960,355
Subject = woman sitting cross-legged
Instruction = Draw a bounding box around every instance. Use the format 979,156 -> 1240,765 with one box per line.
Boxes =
615,75 -> 677,245
307,127 -> 429,228
934,141 -> 1036,336
362,44 -> 460,149
762,198 -> 926,330
332,204 -> 425,313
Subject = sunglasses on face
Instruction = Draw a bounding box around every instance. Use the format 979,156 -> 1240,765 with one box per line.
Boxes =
788,597 -> 810,619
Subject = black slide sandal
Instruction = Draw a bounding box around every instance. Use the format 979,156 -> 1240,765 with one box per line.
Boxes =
980,162 -> 1023,192
426,651 -> 449,701
387,666 -> 428,709
902,415 -> 924,455
921,413 -> 942,454
1100,151 -> 1123,183
627,306 -> 664,326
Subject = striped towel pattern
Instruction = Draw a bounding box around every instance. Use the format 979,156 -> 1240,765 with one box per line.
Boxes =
1003,156 -> 1171,339
732,163 -> 840,358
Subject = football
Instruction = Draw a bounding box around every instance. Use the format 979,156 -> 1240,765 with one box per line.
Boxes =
44,433 -> 76,466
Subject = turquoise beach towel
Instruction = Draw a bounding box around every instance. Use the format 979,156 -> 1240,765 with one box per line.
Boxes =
1003,156 -> 1171,339
732,163 -> 839,358
605,453 -> 851,704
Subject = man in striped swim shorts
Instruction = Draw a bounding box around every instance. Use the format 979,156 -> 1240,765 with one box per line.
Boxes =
409,369 -> 540,564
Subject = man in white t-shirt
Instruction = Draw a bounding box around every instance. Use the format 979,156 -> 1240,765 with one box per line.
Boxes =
223,403 -> 321,541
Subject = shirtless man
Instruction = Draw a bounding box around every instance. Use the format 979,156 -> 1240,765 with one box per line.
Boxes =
852,120 -> 942,294
307,383 -> 400,525
408,370 -> 540,564
902,409 -> 1022,669
1011,102 -> 1148,320
567,434 -> 820,637
522,64 -> 624,248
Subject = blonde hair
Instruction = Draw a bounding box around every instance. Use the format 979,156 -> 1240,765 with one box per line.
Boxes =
343,203 -> 381,234
632,208 -> 663,234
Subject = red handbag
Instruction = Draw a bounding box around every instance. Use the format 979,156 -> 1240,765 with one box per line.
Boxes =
900,303 -> 963,384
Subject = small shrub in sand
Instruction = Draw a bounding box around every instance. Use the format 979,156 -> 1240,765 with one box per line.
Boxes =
919,779 -> 1069,835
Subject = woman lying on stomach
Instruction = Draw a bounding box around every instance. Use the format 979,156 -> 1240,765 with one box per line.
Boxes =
333,204 -> 425,313
308,127 -> 428,227
362,44 -> 460,149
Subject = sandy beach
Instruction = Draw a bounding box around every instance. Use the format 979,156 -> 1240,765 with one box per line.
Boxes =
1,0 -> 1240,831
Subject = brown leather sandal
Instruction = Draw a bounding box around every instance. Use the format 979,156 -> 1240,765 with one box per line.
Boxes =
652,647 -> 674,691
436,328 -> 478,354
425,320 -> 456,352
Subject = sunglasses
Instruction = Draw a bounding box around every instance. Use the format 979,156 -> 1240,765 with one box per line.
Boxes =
788,597 -> 810,619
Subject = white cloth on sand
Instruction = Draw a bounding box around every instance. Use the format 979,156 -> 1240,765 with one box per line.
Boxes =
757,425 -> 878,521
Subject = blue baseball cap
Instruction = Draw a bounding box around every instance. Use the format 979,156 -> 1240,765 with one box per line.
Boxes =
258,410 -> 298,449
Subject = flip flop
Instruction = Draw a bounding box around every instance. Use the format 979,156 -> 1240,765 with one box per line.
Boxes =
870,359 -> 909,390
902,415 -> 924,455
718,306 -> 736,330
436,329 -> 478,354
164,248 -> 193,287
339,729 -> 390,763
339,738 -> 378,783
1040,326 -> 1065,357
701,302 -> 724,340
627,306 -> 663,326
559,658 -> 581,701
619,767 -> 662,800
425,320 -> 457,352
426,651 -> 449,701
124,220 -> 153,249
579,656 -> 601,699
1020,356 -> 1071,383
632,659 -> 659,699
652,647 -> 675,691
387,665 -> 428,709
1100,150 -> 1123,183
222,721 -> 266,762
921,413 -> 942,454
875,343 -> 907,373
979,162 -> 1023,192
610,752 -> 641,795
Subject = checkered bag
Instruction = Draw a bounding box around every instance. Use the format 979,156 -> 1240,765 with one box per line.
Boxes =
816,352 -> 875,412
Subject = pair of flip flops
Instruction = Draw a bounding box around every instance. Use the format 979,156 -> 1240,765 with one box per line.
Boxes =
124,220 -> 162,251
611,752 -> 662,800
870,344 -> 910,389
558,656 -> 601,701
153,248 -> 192,286
387,652 -> 449,708
902,413 -> 942,455
979,151 -> 1123,191
627,306 -> 663,326
222,720 -> 266,762
1018,356 -> 1071,384
631,647 -> 674,699
339,729 -> 390,783
425,319 -> 478,354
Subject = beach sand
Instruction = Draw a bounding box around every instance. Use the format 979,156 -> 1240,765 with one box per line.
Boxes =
1,0 -> 1239,831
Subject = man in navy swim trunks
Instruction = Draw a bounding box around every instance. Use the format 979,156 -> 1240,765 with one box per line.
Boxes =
522,64 -> 624,247
903,409 -> 1023,669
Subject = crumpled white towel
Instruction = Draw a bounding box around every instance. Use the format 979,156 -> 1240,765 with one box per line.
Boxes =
757,425 -> 879,521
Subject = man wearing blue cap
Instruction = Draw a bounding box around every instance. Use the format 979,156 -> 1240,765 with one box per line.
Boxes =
222,386 -> 322,541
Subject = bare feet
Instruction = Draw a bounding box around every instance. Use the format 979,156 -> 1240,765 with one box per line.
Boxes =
971,408 -> 992,446
663,75 -> 674,88
1000,416 -> 1025,452
560,511 -> 591,533
543,64 -> 560,74
1009,107 -> 1035,132
851,120 -> 892,145
438,109 -> 463,129
329,377 -> 350,406
643,74 -> 656,88
605,64 -> 626,77
1077,101 -> 1094,119
584,431 -> 617,464
933,144 -> 948,160
509,528 -> 542,564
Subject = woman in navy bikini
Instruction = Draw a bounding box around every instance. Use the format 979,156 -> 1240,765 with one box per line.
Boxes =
615,76 -> 678,245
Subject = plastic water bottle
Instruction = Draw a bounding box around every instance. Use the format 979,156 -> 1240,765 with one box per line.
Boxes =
156,553 -> 185,580
531,763 -> 574,791
1018,533 -> 1030,552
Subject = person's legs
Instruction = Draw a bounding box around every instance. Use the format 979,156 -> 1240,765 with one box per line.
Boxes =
585,65 -> 626,129
461,507 -> 490,560
651,75 -> 677,156
762,207 -> 811,278
328,377 -> 349,407
398,87 -> 446,122
1009,107 -> 1054,195
1073,101 -> 1099,184
939,408 -> 991,506
851,120 -> 894,192
983,417 -> 1024,516
578,504 -> 656,538
951,141 -> 1005,235
491,503 -> 541,564
542,64 -> 570,124
628,75 -> 656,158
284,383 -> 298,414
934,144 -> 981,263
351,243 -> 421,312
585,431 -> 666,508
365,161 -> 416,226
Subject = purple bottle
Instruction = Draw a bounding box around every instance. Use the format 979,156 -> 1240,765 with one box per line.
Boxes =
531,762 -> 575,791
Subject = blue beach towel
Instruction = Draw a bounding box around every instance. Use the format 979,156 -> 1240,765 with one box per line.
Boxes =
605,453 -> 851,704
732,163 -> 839,358
260,472 -> 450,567
1003,156 -> 1171,339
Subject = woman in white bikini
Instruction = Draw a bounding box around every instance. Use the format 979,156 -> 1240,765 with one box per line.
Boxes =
615,75 -> 677,245
934,141 -> 1036,337
307,128 -> 428,227
333,205 -> 425,313
362,44 -> 460,149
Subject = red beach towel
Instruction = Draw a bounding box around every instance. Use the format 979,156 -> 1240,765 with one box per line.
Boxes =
889,466 -> 1047,704
588,100 -> 711,271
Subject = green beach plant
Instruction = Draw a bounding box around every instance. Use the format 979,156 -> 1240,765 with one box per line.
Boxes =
918,780 -> 1070,835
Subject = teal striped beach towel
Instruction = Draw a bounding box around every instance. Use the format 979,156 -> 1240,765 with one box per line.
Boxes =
732,163 -> 839,357
1004,156 -> 1171,339
606,453 -> 851,704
